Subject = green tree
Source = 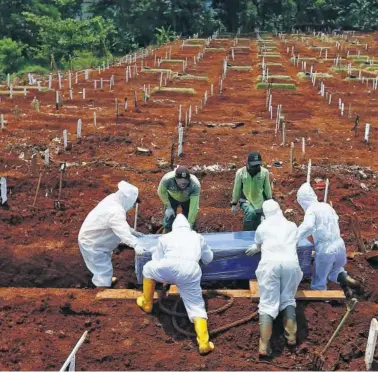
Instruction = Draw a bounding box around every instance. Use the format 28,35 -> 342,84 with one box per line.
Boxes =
0,38 -> 24,74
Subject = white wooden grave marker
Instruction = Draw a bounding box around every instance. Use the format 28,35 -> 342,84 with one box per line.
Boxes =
307,159 -> 312,184
60,331 -> 88,372
63,129 -> 68,149
0,177 -> 7,204
44,149 -> 50,166
324,179 -> 329,203
365,318 -> 378,371
77,119 -> 82,139
365,123 -> 371,143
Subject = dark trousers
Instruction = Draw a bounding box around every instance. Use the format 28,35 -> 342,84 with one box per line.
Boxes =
163,195 -> 190,232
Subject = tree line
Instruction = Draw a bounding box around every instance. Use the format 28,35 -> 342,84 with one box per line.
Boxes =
0,0 -> 377,78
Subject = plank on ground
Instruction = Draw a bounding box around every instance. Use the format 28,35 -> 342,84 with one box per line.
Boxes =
95,287 -> 345,301
248,280 -> 345,300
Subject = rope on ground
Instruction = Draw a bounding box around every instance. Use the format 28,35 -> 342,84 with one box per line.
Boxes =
158,289 -> 258,337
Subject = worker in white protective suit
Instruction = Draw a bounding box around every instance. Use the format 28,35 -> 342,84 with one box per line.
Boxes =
137,214 -> 215,355
78,181 -> 144,287
296,183 -> 360,296
245,200 -> 303,356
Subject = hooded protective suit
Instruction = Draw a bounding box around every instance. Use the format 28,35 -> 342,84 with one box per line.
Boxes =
297,182 -> 346,290
78,181 -> 141,287
142,214 -> 213,321
254,200 -> 303,318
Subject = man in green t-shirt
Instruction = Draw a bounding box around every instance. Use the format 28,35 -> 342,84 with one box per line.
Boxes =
231,152 -> 272,231
158,166 -> 201,232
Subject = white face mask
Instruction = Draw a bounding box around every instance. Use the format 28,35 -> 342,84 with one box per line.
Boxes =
176,178 -> 190,190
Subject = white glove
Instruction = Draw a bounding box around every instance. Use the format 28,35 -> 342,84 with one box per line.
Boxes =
130,228 -> 144,237
245,243 -> 260,256
134,244 -> 145,256
165,207 -> 175,220
231,204 -> 238,215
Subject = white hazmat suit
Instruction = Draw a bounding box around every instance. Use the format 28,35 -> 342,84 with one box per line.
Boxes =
253,200 -> 303,319
143,214 -> 213,321
78,181 -> 142,287
297,183 -> 346,290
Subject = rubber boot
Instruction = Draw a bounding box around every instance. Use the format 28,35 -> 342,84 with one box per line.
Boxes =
259,313 -> 273,356
282,305 -> 297,346
337,272 -> 361,299
136,277 -> 156,313
337,272 -> 361,290
193,317 -> 215,355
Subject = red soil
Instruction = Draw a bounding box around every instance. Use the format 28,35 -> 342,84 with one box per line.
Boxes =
0,34 -> 378,370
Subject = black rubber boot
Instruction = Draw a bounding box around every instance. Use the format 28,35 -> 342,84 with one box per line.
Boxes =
337,272 -> 361,298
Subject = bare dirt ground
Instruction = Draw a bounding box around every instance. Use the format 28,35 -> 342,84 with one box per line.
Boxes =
0,34 -> 378,371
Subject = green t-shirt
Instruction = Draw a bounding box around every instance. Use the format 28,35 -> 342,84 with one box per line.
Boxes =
232,166 -> 272,209
157,171 -> 201,224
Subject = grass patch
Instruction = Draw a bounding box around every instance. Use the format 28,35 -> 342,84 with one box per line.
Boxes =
345,77 -> 377,81
311,46 -> 331,50
142,68 -> 173,73
228,65 -> 252,71
347,55 -> 369,59
257,40 -> 275,44
183,44 -> 203,47
174,74 -> 209,81
364,66 -> 378,72
331,66 -> 359,72
233,46 -> 250,49
258,62 -> 283,67
291,57 -> 317,62
258,75 -> 291,81
297,72 -> 333,79
205,47 -> 226,52
258,54 -> 281,58
0,90 -> 25,95
255,83 -> 296,90
186,38 -> 206,42
151,87 -> 196,95
160,59 -> 184,64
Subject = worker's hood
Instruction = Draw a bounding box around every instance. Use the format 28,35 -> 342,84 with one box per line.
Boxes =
116,181 -> 138,211
262,199 -> 283,219
297,182 -> 318,211
172,214 -> 190,231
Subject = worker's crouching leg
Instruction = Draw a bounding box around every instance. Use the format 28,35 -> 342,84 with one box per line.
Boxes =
79,243 -> 113,287
136,277 -> 156,313
178,282 -> 214,355
137,261 -> 160,313
240,202 -> 262,231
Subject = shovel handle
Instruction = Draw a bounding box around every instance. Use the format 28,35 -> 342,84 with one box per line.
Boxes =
32,172 -> 43,207
57,170 -> 63,202
320,300 -> 357,356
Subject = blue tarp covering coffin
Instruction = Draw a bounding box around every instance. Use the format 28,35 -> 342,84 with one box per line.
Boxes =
135,231 -> 313,284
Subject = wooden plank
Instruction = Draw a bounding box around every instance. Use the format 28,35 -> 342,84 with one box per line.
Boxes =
95,288 -> 345,301
95,289 -> 159,300
249,280 -> 259,298
295,290 -> 345,300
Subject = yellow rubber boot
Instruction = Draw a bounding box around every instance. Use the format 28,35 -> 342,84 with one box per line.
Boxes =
283,305 -> 297,346
136,278 -> 156,313
193,317 -> 215,355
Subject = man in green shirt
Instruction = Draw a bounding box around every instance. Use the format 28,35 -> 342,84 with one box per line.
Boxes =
231,152 -> 272,231
158,166 -> 201,232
